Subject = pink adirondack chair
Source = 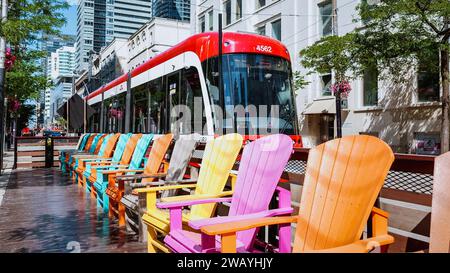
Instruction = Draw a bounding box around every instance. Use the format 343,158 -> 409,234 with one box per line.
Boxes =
157,134 -> 294,253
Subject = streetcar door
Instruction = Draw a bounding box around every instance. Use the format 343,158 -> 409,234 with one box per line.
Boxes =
167,71 -> 181,134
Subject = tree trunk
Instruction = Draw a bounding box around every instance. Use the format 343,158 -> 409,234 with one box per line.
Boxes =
441,45 -> 450,153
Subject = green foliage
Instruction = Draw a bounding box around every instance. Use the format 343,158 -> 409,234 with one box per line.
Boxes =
0,0 -> 69,101
300,34 -> 360,83
292,71 -> 310,92
300,0 -> 450,83
6,50 -> 50,100
0,0 -> 69,46
6,103 -> 35,136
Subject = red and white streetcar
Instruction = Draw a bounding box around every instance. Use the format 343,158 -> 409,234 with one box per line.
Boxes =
85,32 -> 302,146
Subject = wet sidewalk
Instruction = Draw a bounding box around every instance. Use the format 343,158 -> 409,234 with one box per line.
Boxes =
0,162 -> 146,253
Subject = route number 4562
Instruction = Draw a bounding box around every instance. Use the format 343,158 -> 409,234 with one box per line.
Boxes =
256,45 -> 272,53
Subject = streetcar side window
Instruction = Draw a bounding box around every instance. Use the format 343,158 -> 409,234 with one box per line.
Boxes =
132,83 -> 149,133
148,76 -> 167,134
181,67 -> 205,134
88,102 -> 101,133
103,93 -> 126,133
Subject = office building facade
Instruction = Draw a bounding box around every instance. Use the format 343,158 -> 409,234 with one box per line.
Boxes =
76,0 -> 153,72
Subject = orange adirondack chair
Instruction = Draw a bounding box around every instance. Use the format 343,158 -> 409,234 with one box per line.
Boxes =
199,135 -> 395,253
74,133 -> 121,187
96,134 -> 174,216
429,151 -> 450,253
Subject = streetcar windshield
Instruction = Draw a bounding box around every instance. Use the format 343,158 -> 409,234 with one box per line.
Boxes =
203,54 -> 297,135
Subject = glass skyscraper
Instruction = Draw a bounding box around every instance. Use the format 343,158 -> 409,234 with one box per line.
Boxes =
152,0 -> 191,22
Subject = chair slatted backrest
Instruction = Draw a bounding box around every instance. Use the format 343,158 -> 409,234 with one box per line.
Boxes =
96,134 -> 113,156
110,133 -> 132,162
101,133 -> 121,158
77,134 -> 91,151
89,134 -> 103,153
293,135 -> 394,252
142,134 -> 174,182
129,134 -> 154,170
229,134 -> 293,249
117,134 -> 142,166
190,133 -> 243,219
83,134 -> 97,152
165,134 -> 200,181
93,134 -> 107,154
430,152 -> 450,253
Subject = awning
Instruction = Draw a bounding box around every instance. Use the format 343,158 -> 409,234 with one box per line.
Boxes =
57,94 -> 96,130
302,97 -> 336,115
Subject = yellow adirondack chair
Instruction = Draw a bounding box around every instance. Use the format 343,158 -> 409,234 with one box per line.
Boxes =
200,135 -> 395,253
134,133 -> 243,253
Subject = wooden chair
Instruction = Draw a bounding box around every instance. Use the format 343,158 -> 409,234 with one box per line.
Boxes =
160,134 -> 294,253
198,135 -> 395,253
68,134 -> 105,179
93,134 -> 173,214
134,133 -> 243,253
108,133 -> 200,241
60,133 -> 90,173
72,133 -> 121,187
87,134 -> 141,210
79,133 -> 132,193
429,151 -> 450,253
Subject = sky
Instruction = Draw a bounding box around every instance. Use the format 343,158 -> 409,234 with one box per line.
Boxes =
60,3 -> 77,36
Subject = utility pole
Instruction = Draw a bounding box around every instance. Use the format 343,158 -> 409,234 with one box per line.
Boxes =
331,0 -> 342,138
218,13 -> 225,135
0,0 -> 8,173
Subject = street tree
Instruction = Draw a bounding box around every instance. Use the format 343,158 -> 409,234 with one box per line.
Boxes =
300,0 -> 450,152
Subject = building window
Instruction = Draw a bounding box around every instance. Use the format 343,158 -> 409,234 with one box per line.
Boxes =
224,0 -> 231,25
256,0 -> 266,9
236,0 -> 242,20
208,10 -> 214,30
321,73 -> 332,96
256,25 -> 266,36
271,19 -> 281,41
199,16 -> 206,33
363,66 -> 378,106
319,0 -> 333,36
418,54 -> 440,102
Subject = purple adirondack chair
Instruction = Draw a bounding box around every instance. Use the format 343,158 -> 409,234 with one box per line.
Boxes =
157,134 -> 294,253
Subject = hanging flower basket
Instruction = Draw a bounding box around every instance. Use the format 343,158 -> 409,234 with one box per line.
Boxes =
331,80 -> 352,98
5,48 -> 16,71
9,97 -> 20,112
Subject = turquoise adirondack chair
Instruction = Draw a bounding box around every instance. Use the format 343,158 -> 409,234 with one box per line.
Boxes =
92,134 -> 154,212
159,134 -> 294,253
60,133 -> 91,173
83,133 -> 132,194
70,134 -> 113,180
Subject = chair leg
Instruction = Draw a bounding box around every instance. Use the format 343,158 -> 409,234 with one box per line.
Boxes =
108,200 -> 114,218
118,201 -> 125,227
147,228 -> 158,253
102,193 -> 109,213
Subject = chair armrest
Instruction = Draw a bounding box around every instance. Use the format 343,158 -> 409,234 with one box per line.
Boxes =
93,164 -> 129,170
81,157 -> 110,162
160,190 -> 232,203
99,169 -> 144,175
157,196 -> 233,210
189,207 -> 293,230
87,159 -> 114,165
201,216 -> 299,236
307,235 -> 394,253
133,184 -> 197,194
116,173 -> 167,182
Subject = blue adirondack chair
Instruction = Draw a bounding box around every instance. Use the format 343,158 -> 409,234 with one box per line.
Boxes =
83,133 -> 132,194
70,134 -> 113,180
92,134 -> 154,212
60,134 -> 91,174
